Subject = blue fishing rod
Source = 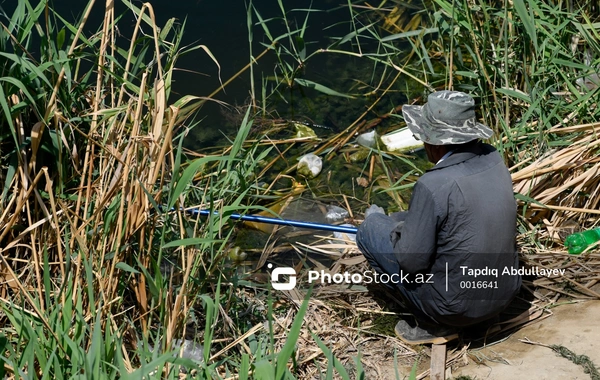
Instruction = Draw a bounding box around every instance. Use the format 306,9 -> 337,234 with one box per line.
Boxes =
183,207 -> 358,235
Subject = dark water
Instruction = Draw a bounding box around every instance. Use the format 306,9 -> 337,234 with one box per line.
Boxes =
2,0 -> 359,148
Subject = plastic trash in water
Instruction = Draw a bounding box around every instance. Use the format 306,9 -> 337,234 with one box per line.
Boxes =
349,148 -> 371,163
356,130 -> 378,148
357,127 -> 424,153
297,153 -> 322,178
325,205 -> 349,223
380,127 -> 424,152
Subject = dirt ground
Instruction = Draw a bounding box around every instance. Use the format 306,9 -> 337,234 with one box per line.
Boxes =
377,300 -> 600,379
443,300 -> 600,379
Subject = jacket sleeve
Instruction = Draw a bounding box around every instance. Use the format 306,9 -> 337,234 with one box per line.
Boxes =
392,181 -> 438,273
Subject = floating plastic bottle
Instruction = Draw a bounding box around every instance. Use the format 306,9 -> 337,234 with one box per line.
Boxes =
297,153 -> 322,178
564,227 -> 600,255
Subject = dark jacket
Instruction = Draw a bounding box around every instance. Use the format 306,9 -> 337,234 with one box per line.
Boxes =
392,142 -> 521,326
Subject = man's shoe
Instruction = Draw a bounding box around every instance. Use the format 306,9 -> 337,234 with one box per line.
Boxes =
394,320 -> 459,345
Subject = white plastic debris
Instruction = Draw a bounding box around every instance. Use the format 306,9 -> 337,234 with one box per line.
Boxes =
297,153 -> 322,178
356,130 -> 378,148
380,127 -> 423,152
325,205 -> 349,223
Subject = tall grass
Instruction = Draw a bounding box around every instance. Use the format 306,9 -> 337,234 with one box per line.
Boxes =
0,0 -> 224,376
425,0 -> 600,159
0,0 -> 263,377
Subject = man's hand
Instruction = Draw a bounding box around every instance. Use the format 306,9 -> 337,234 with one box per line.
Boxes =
364,204 -> 385,218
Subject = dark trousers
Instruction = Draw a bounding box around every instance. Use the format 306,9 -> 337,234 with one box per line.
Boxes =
356,212 -> 435,324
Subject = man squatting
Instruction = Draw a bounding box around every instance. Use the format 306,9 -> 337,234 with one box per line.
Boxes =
356,91 -> 522,344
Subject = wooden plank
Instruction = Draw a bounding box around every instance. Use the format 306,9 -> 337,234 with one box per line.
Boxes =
430,343 -> 447,380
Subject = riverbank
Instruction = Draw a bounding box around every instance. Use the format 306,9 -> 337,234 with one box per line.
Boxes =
453,300 -> 600,380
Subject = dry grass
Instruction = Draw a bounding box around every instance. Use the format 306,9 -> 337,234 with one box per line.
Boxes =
511,122 -> 600,300
512,123 -> 600,229
0,0 -> 191,335
0,1 -> 226,376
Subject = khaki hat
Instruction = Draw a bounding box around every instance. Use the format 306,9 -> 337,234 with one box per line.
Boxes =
402,91 -> 493,145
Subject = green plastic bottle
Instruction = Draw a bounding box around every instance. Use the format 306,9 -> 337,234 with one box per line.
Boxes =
564,227 -> 600,255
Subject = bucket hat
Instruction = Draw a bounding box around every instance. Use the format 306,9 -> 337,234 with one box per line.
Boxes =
402,91 -> 493,145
